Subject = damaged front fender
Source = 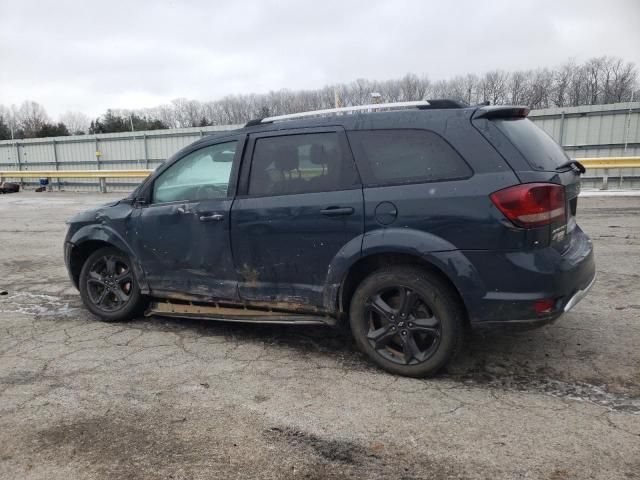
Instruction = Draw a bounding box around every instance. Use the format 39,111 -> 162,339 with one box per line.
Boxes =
66,223 -> 150,294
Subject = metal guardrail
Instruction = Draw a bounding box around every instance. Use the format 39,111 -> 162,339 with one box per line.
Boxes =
577,157 -> 640,169
0,169 -> 152,193
1,157 -> 639,193
0,169 -> 152,179
577,157 -> 640,190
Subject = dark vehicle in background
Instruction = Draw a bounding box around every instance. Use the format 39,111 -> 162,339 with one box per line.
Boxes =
64,100 -> 595,377
0,182 -> 20,194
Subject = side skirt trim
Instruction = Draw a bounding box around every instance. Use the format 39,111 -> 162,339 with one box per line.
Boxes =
146,301 -> 337,326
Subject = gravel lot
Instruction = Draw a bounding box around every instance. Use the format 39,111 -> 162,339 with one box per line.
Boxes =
0,191 -> 639,479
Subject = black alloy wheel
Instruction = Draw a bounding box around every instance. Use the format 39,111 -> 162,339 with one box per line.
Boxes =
86,254 -> 134,312
349,266 -> 463,377
79,247 -> 146,322
365,285 -> 442,365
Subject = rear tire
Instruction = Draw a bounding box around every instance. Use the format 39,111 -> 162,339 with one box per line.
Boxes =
349,266 -> 463,377
79,247 -> 146,322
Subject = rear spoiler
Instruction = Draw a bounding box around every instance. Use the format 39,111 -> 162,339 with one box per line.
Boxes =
472,106 -> 530,120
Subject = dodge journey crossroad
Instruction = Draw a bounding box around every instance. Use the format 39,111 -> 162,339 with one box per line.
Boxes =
64,100 -> 596,377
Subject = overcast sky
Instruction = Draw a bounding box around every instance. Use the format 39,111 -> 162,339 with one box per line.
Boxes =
1,0 -> 639,118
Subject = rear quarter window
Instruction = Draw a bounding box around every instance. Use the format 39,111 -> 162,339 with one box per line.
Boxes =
493,118 -> 569,171
347,129 -> 472,186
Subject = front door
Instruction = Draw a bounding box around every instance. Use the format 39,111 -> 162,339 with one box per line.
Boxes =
132,139 -> 241,300
230,128 -> 364,309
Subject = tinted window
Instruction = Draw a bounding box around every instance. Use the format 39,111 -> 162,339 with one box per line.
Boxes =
153,141 -> 236,203
248,132 -> 359,196
494,118 -> 569,171
347,130 -> 471,186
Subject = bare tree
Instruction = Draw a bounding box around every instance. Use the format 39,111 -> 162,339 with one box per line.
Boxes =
552,61 -> 576,107
16,101 -> 49,137
584,57 -> 606,105
481,70 -> 508,105
462,74 -> 480,104
526,69 -> 554,109
567,65 -> 586,106
0,105 -> 18,138
608,58 -> 637,102
376,79 -> 401,103
508,71 -> 529,105
170,98 -> 204,127
398,73 -> 428,101
58,111 -> 90,134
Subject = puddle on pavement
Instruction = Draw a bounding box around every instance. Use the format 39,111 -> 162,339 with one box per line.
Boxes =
0,291 -> 79,317
445,372 -> 640,414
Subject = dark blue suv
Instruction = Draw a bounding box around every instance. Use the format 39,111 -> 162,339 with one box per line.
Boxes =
64,100 -> 596,377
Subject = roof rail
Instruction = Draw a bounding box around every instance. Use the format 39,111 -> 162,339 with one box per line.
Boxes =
258,100 -> 431,124
242,99 -> 471,127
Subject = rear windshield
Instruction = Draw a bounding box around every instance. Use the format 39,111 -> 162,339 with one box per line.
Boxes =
494,118 -> 569,171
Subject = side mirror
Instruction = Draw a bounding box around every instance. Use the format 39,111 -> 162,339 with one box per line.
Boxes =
134,183 -> 153,206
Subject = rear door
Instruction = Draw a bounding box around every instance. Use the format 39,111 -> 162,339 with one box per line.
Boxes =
230,127 -> 363,310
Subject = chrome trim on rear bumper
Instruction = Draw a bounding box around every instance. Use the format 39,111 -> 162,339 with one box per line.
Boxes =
564,273 -> 597,312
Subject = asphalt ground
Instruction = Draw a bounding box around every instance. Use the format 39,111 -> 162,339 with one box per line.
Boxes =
0,191 -> 638,479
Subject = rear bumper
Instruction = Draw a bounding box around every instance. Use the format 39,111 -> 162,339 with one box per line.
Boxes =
470,314 -> 562,331
471,273 -> 596,331
432,226 -> 596,328
563,272 -> 597,313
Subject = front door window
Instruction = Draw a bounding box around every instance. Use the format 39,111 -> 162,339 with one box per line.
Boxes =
153,141 -> 237,203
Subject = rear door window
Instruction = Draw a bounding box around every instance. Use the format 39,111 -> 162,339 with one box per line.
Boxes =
493,118 -> 569,171
248,132 -> 360,196
347,129 -> 472,186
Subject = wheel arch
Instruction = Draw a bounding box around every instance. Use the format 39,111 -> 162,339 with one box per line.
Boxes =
68,225 -> 148,292
68,239 -> 113,288
337,252 -> 470,326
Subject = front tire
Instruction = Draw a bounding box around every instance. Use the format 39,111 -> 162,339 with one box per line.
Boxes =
349,266 -> 464,377
79,247 -> 146,322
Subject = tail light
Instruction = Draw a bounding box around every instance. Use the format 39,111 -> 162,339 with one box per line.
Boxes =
490,183 -> 566,228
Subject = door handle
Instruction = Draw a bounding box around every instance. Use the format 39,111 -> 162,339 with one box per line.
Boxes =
176,205 -> 189,214
199,213 -> 225,222
320,206 -> 355,217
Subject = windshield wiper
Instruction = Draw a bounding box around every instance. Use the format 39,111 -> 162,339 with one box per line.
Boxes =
556,160 -> 586,174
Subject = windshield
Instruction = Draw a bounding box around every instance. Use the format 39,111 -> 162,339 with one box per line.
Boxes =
494,118 -> 569,171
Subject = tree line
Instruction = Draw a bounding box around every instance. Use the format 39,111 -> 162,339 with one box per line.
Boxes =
0,104 -> 168,140
1,55 -> 637,140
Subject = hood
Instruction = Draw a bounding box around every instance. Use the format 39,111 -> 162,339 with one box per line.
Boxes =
67,199 -> 122,224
